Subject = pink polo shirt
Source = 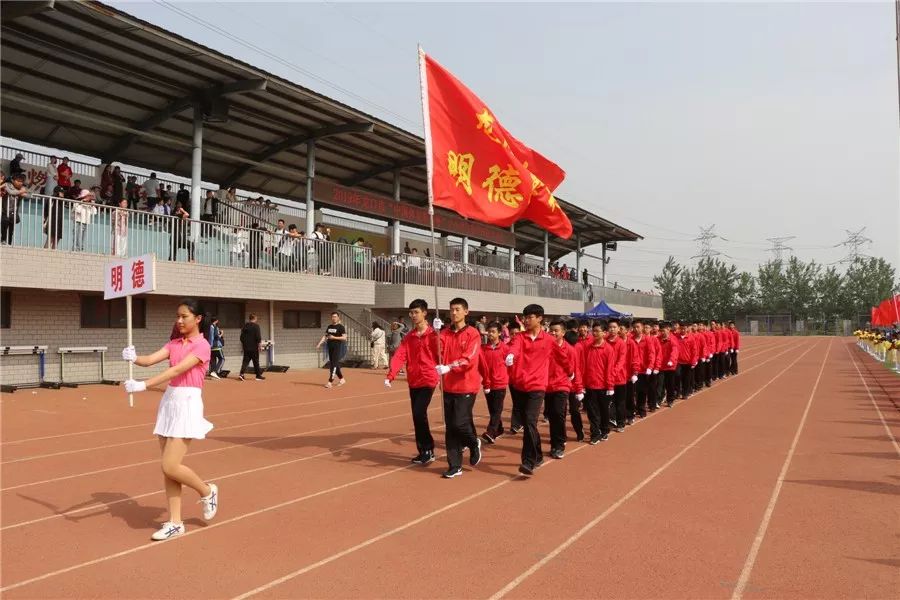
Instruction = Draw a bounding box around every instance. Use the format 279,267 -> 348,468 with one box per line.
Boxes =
166,334 -> 211,388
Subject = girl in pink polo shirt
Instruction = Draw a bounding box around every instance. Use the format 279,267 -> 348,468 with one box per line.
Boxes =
122,298 -> 218,541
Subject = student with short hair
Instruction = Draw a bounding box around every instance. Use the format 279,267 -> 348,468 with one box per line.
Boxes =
478,321 -> 509,443
545,320 -> 576,459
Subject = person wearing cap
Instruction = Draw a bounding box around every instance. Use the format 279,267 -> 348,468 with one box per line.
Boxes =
2,172 -> 28,245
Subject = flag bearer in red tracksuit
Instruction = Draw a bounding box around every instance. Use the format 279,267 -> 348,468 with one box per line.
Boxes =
676,322 -> 694,400
704,322 -> 716,386
505,304 -> 566,476
632,319 -> 657,418
578,322 -> 616,443
728,321 -> 741,374
644,321 -> 662,411
435,297 -> 482,479
545,320 -> 576,459
606,318 -> 629,432
478,321 -> 509,443
658,322 -> 680,406
621,323 -> 641,425
386,298 -> 439,466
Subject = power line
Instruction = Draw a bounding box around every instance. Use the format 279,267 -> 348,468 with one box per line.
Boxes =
691,225 -> 725,259
766,236 -> 796,262
835,227 -> 873,264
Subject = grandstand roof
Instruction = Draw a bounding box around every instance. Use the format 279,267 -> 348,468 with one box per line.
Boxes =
0,0 -> 641,258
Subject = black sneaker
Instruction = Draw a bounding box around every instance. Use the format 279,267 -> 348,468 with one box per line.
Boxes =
614,427 -> 625,433
518,464 -> 534,476
481,432 -> 495,445
601,433 -> 609,441
589,436 -> 601,445
412,451 -> 435,465
511,425 -> 524,434
625,418 -> 634,426
442,467 -> 463,479
238,374 -> 245,381
470,438 -> 482,467
550,448 -> 564,459
257,376 -> 266,381
575,432 -> 585,442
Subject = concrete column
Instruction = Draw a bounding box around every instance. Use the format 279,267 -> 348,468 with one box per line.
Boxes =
268,300 -> 275,364
391,171 -> 401,254
305,140 -> 316,236
462,236 -> 469,264
543,230 -> 550,272
190,106 -> 203,240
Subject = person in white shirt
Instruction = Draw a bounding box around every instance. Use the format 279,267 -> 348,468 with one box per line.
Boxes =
144,173 -> 160,210
278,224 -> 300,271
43,156 -> 59,196
71,189 -> 97,251
230,227 -> 248,267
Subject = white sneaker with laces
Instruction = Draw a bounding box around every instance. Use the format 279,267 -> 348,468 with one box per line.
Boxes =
151,521 -> 185,541
199,483 -> 218,521
209,372 -> 220,379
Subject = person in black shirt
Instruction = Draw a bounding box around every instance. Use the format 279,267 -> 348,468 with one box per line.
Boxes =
317,312 -> 347,388
238,313 -> 265,381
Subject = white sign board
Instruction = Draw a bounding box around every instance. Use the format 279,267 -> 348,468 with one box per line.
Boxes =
103,254 -> 157,300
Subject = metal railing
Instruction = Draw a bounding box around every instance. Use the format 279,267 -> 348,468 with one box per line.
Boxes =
2,193 -> 372,280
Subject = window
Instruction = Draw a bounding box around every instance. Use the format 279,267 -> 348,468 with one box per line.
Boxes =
1,290 -> 10,329
80,295 -> 146,328
283,310 -> 321,329
203,300 -> 245,329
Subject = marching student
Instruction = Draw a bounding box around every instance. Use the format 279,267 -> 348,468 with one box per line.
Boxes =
479,321 -> 509,443
606,318 -> 629,432
729,321 -> 741,374
632,319 -> 657,418
545,320 -> 576,458
386,299 -> 440,466
436,297 -> 482,478
690,322 -> 702,393
643,321 -> 662,412
121,298 -> 218,541
676,322 -> 694,400
658,322 -> 680,406
695,322 -> 710,390
704,321 -> 715,387
566,321 -> 588,442
651,321 -> 665,405
621,322 -> 640,425
579,321 -> 616,443
507,318 -> 524,434
505,304 -> 566,475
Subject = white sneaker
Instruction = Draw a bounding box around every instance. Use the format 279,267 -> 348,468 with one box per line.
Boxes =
209,372 -> 220,379
324,382 -> 333,389
151,521 -> 185,541
337,379 -> 346,387
199,483 -> 218,521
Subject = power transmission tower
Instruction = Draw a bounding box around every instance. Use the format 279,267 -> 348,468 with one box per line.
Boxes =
692,225 -> 725,259
835,227 -> 873,264
766,236 -> 796,262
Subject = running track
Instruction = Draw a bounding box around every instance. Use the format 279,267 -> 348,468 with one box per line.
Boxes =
1,337 -> 897,598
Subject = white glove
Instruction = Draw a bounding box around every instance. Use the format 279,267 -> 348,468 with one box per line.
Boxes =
575,392 -> 585,402
484,388 -> 491,394
383,379 -> 391,388
709,354 -> 713,359
124,379 -> 146,393
435,364 -> 451,375
432,318 -> 443,330
122,346 -> 137,362
645,368 -> 652,375
505,354 -> 514,367
606,390 -> 615,396
667,361 -> 673,367
652,369 -> 659,375
630,375 -> 638,384
735,350 -> 739,354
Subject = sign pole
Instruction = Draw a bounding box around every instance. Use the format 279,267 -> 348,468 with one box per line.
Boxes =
126,294 -> 134,408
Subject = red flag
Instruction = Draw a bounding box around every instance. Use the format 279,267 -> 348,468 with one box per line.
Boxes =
420,50 -> 572,239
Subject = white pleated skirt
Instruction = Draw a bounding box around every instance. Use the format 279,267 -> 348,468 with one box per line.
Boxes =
153,386 -> 214,439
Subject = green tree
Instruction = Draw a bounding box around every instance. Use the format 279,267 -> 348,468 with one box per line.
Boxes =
783,256 -> 819,320
756,260 -> 789,314
843,257 -> 897,322
653,257 -> 683,318
734,271 -> 758,314
812,266 -> 845,322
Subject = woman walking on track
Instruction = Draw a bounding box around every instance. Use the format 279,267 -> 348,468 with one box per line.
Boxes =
121,298 -> 219,541
317,312 -> 347,388
370,322 -> 388,369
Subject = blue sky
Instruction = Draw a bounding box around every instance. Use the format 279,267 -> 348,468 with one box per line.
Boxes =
105,2 -> 900,288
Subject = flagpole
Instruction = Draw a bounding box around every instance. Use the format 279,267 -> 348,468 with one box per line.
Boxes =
418,44 -> 445,424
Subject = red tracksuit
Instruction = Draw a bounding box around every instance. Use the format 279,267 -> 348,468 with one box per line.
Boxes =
606,335 -> 628,387
545,340 -> 576,451
650,334 -> 663,371
633,334 -> 657,373
479,341 -> 509,391
439,325 -> 481,394
507,330 -> 565,392
580,341 -> 616,437
387,326 -> 439,388
547,341 -> 576,393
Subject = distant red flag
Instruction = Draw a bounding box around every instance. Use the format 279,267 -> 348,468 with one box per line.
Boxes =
420,50 -> 572,239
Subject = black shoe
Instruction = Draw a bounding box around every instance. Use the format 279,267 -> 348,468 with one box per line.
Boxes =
518,463 -> 534,476
412,451 -> 435,465
610,420 -> 618,428
238,374 -> 245,381
511,425 -> 524,434
625,418 -> 634,426
576,432 -> 585,442
481,432 -> 495,444
614,427 -> 625,433
589,436 -> 601,445
470,438 -> 482,466
600,433 -> 609,441
257,376 -> 266,381
550,448 -> 564,459
442,467 -> 463,479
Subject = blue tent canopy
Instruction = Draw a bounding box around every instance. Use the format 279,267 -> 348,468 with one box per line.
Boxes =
570,300 -> 631,319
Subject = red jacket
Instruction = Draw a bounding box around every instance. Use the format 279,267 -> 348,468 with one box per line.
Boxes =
659,335 -> 679,371
705,331 -> 715,358
508,329 -> 566,392
677,334 -> 693,365
731,328 -> 741,350
388,326 -> 439,388
479,341 -> 509,390
696,331 -> 710,360
547,340 -> 576,393
624,337 -> 641,379
580,340 -> 615,391
439,325 -> 481,394
570,339 -> 586,393
606,334 -> 628,386
632,334 -> 657,372
649,335 -> 663,371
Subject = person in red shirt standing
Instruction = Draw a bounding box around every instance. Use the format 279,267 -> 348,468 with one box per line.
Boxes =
545,320 -> 576,459
632,319 -> 657,418
506,304 -> 566,476
578,322 -> 615,443
690,322 -> 702,393
478,321 -> 509,443
566,320 -> 590,442
621,321 -> 641,425
386,299 -> 440,466
728,321 -> 741,374
57,157 -> 73,191
704,321 -> 716,387
606,318 -> 630,432
650,321 -> 664,406
675,321 -> 694,400
658,322 -> 680,406
435,297 -> 482,479
644,321 -> 662,411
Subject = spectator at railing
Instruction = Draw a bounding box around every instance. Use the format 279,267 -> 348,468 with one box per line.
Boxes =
144,172 -> 159,211
9,153 -> 25,178
126,175 -> 141,210
170,201 -> 195,262
100,163 -> 113,203
112,166 -> 125,206
203,189 -> 220,222
44,185 -> 66,250
353,237 -> 367,278
43,156 -> 59,195
67,179 -> 84,200
57,157 -> 73,191
230,226 -> 248,267
152,195 -> 172,216
112,198 -> 128,257
2,172 -> 28,245
71,188 -> 97,252
176,184 -> 189,209
248,222 -> 264,269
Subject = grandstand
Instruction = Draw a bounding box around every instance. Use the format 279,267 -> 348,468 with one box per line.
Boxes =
0,0 -> 661,386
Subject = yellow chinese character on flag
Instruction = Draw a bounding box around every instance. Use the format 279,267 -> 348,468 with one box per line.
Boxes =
475,108 -> 508,148
482,164 -> 524,208
447,151 -> 475,195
